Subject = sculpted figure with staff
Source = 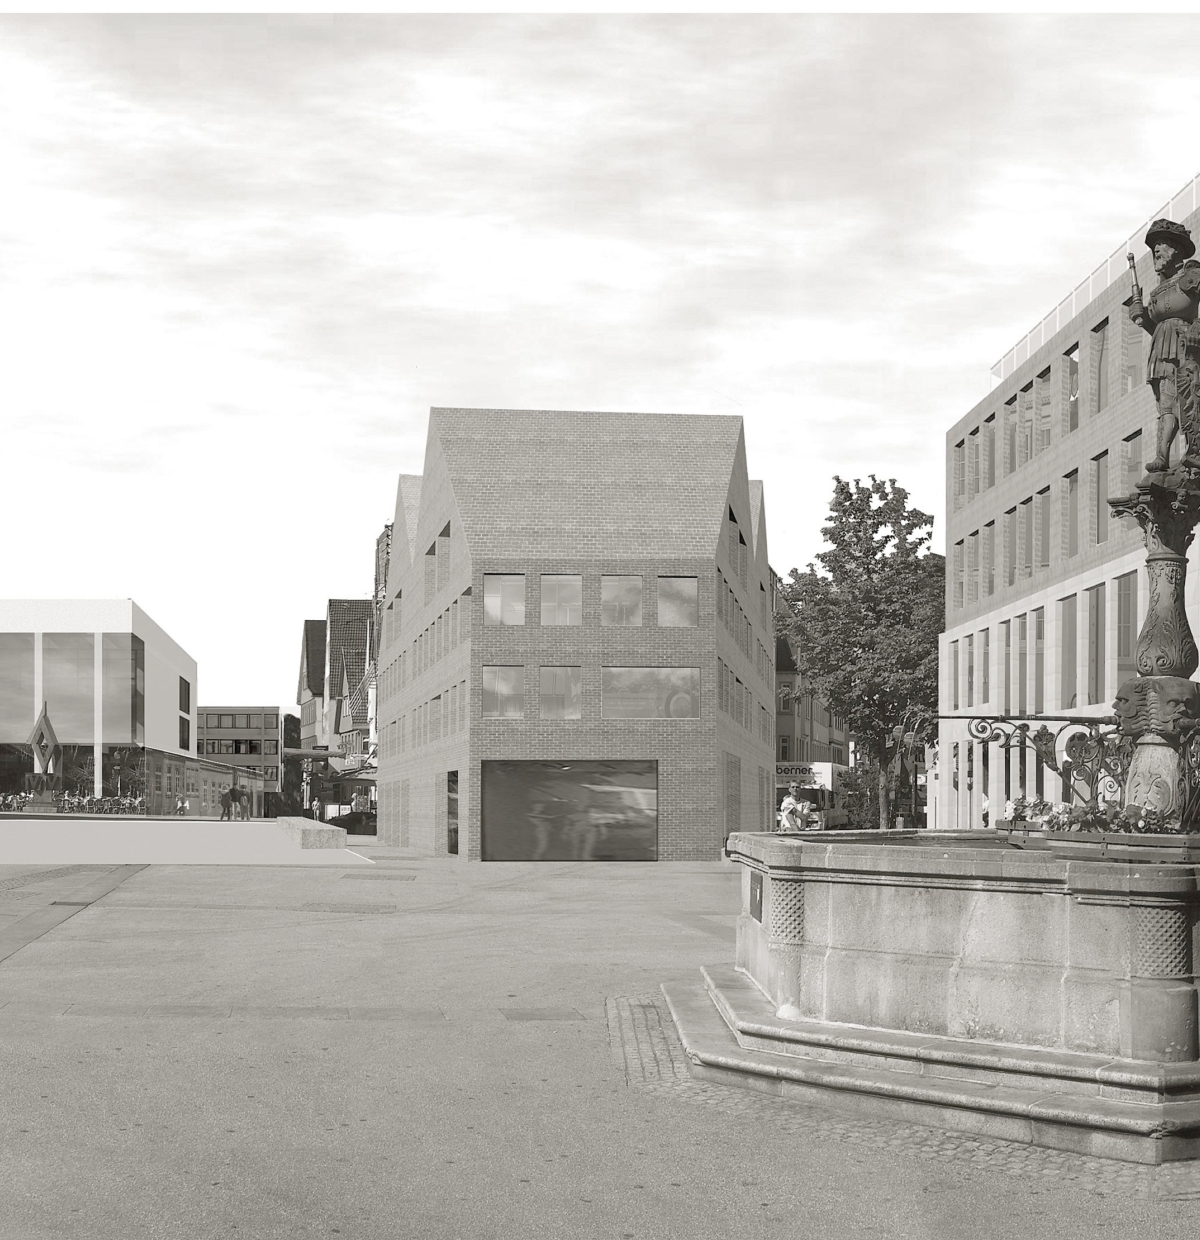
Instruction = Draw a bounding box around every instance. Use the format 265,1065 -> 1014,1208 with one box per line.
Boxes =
1129,217 -> 1200,471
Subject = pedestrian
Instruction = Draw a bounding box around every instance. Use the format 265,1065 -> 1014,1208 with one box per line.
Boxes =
219,787 -> 232,821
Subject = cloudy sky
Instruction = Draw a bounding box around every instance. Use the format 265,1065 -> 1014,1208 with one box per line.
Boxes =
4,14 -> 1200,707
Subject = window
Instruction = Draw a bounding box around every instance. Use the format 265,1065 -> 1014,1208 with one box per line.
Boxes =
657,577 -> 699,627
968,429 -> 980,497
1094,452 -> 1109,544
265,713 -> 278,730
179,717 -> 190,750
482,666 -> 524,718
1001,620 -> 1012,715
601,667 -> 700,718
205,740 -> 217,755
1004,398 -> 1017,474
249,713 -> 262,729
1124,430 -> 1142,492
539,666 -> 582,719
1034,607 -> 1045,715
601,576 -> 642,626
179,677 -> 190,713
1017,613 -> 1028,717
1124,304 -> 1144,395
950,641 -> 959,711
484,575 -> 525,626
263,739 -> 278,755
219,740 -> 234,755
206,713 -> 219,727
779,684 -> 791,713
980,628 -> 990,704
1093,319 -> 1110,413
966,633 -> 974,708
1020,497 -> 1033,578
1035,367 -> 1053,453
1117,572 -> 1138,683
967,531 -> 979,601
1061,595 -> 1078,709
779,735 -> 790,761
265,766 -> 278,781
983,415 -> 996,489
954,441 -> 966,503
1037,488 -> 1051,569
1066,470 -> 1079,557
1004,509 -> 1017,587
42,632 -> 94,743
1087,584 -> 1106,706
1019,383 -> 1034,462
1065,344 -> 1080,431
952,541 -> 964,609
235,714 -> 249,729
983,522 -> 995,596
540,575 -> 582,626
220,714 -> 234,729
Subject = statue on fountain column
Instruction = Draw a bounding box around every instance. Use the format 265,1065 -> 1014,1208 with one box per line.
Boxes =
1129,218 -> 1200,472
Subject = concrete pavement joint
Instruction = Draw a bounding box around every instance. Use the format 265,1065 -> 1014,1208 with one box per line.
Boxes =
607,993 -> 1200,1201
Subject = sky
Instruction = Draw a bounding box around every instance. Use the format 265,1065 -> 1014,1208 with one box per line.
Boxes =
5,13 -> 1200,707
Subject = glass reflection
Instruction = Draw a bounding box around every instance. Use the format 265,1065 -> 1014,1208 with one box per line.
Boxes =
540,576 -> 583,625
657,577 -> 699,627
601,576 -> 642,626
0,634 -> 34,741
601,667 -> 699,718
539,666 -> 582,719
42,633 -> 93,743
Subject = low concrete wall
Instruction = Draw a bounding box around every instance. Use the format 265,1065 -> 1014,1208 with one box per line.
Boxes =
276,817 -> 348,850
727,831 -> 1200,1064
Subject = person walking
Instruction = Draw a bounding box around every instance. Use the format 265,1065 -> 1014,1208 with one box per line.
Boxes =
219,787 -> 232,822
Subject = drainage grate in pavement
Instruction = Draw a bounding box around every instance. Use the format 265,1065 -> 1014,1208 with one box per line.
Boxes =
500,1007 -> 585,1021
50,901 -> 91,907
299,903 -> 397,914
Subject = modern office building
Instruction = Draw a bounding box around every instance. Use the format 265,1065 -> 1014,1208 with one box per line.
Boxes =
195,707 -> 282,816
374,407 -> 775,861
936,178 -> 1200,829
0,598 -> 256,815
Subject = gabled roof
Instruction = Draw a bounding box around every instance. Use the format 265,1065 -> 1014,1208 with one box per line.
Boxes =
775,633 -> 798,674
429,408 -> 745,559
326,599 -> 373,702
297,619 -> 326,703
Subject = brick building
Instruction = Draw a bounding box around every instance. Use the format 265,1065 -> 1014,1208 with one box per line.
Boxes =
375,407 -> 775,861
936,178 -> 1200,829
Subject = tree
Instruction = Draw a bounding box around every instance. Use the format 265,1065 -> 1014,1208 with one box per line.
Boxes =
778,476 -> 944,830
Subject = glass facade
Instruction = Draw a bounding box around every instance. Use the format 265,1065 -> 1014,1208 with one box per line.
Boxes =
540,666 -> 582,719
482,666 -> 524,718
484,575 -> 525,625
101,633 -> 144,745
540,576 -> 583,625
601,667 -> 700,718
42,633 -> 94,743
0,633 -> 34,741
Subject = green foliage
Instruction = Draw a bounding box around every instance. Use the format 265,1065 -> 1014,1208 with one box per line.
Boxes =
836,761 -> 880,830
778,475 -> 944,827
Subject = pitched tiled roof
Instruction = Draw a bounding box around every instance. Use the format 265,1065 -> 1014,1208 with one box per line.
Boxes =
326,599 -> 373,703
775,633 -> 798,673
430,408 -> 744,559
345,666 -> 373,730
298,619 -> 326,702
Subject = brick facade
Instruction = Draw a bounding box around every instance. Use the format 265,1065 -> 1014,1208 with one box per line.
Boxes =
375,408 -> 774,860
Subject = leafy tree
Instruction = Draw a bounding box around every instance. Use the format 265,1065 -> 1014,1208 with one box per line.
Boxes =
778,476 -> 944,830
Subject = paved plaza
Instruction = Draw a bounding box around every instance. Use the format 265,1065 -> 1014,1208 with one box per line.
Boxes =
2,849 -> 1199,1239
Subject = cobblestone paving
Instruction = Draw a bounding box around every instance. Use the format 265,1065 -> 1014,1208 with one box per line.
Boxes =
605,994 -> 1200,1201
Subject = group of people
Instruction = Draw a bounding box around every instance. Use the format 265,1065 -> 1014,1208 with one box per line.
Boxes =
0,791 -> 146,815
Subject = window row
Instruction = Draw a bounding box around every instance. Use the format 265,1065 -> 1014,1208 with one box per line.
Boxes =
950,435 -> 1142,608
483,574 -> 699,628
716,657 -> 768,740
953,314 -> 1145,507
201,712 -> 279,731
380,590 -> 472,703
424,521 -> 453,605
778,735 -> 847,766
381,679 -> 469,757
776,684 -> 846,734
483,666 -> 700,720
948,570 -> 1138,715
201,739 -> 279,756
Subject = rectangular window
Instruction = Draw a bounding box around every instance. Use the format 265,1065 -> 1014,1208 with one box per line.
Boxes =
950,640 -> 959,712
601,576 -> 642,627
540,575 -> 583,626
42,632 -> 94,743
1066,344 -> 1080,431
779,734 -> 789,761
178,717 -> 189,750
983,522 -> 995,596
206,713 -> 219,727
1093,319 -> 1109,413
1004,509 -> 1017,587
0,633 -> 34,739
1002,620 -> 1011,715
1066,470 -> 1079,557
1124,430 -> 1142,491
984,415 -> 996,489
484,575 -> 525,626
1124,305 -> 1144,396
235,714 -> 249,729
1117,571 -> 1138,683
1017,613 -> 1028,717
952,541 -> 964,609
966,633 -> 975,708
967,531 -> 979,602
249,713 -> 262,729
220,714 -> 234,729
100,633 -> 137,745
968,428 -> 980,497
657,577 -> 699,627
1088,583 -> 1106,706
1036,488 -> 1051,569
178,677 -> 190,714
1061,595 -> 1078,710
205,740 -> 218,755
263,739 -> 278,755
1094,452 -> 1109,544
539,666 -> 582,719
482,666 -> 524,718
1020,497 -> 1033,578
601,667 -> 700,718
1034,607 -> 1045,715
1036,367 -> 1053,452
1019,383 -> 1034,463
980,628 -> 990,704
1004,398 -> 1018,474
954,440 -> 966,504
